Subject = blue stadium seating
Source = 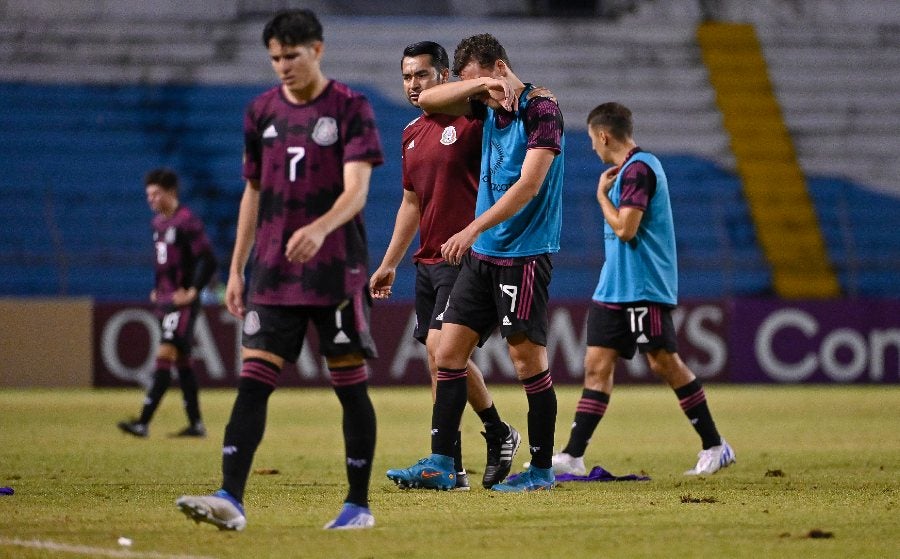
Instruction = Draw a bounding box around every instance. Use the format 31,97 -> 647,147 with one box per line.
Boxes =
0,82 -> 896,300
808,177 -> 900,297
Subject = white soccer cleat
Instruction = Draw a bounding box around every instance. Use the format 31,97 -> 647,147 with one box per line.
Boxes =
551,452 -> 587,476
323,503 -> 375,530
176,490 -> 247,531
684,439 -> 736,476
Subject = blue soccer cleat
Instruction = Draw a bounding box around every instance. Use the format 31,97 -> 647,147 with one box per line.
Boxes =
491,465 -> 555,492
176,489 -> 247,531
386,454 -> 456,490
323,502 -> 375,530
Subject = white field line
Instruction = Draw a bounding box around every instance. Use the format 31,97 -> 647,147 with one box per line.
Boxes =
0,537 -> 218,559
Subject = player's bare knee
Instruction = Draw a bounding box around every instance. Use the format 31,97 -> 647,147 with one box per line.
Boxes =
647,351 -> 693,385
583,363 -> 613,388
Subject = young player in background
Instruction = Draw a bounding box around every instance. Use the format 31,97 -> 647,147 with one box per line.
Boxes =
118,168 -> 217,439
552,102 -> 735,477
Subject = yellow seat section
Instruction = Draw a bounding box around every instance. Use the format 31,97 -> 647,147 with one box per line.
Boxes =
697,22 -> 840,299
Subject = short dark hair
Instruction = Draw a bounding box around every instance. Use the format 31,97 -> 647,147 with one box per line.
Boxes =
402,41 -> 449,73
452,33 -> 511,77
586,102 -> 633,141
144,168 -> 179,192
262,9 -> 323,47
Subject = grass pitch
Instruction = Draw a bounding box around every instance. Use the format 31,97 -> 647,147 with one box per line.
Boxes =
0,385 -> 897,558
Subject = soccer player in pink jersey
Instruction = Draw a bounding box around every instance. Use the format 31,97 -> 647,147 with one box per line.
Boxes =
177,9 -> 383,531
118,168 -> 217,439
370,41 -> 521,491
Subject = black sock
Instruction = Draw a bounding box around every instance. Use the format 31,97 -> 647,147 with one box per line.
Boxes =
562,389 -> 610,457
453,431 -> 464,472
221,361 -> 277,502
476,403 -> 504,436
330,365 -> 377,508
138,359 -> 172,424
674,380 -> 722,449
432,368 -> 468,458
176,360 -> 202,425
522,370 -> 557,469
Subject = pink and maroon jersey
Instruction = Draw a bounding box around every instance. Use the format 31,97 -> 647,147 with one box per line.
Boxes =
152,205 -> 217,304
617,147 -> 657,211
402,113 -> 481,264
243,81 -> 384,305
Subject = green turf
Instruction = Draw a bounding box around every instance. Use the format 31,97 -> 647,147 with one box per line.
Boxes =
0,385 -> 897,558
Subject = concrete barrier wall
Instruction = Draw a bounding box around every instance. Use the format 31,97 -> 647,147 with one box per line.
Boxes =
0,298 -> 93,387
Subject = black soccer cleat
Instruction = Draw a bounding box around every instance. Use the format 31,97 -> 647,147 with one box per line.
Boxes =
481,423 -> 521,488
170,422 -> 207,438
117,420 -> 148,438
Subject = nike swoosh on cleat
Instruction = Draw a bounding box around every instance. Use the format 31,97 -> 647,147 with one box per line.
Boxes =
420,471 -> 442,478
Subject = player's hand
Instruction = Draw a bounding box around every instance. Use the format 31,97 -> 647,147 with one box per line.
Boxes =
598,165 -> 620,199
171,287 -> 197,307
369,266 -> 396,299
149,289 -> 157,303
527,85 -> 557,105
485,77 -> 518,112
285,223 -> 326,264
441,225 -> 478,266
225,272 -> 245,319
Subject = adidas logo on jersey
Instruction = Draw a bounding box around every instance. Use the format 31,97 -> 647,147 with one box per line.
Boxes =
263,124 -> 278,138
333,330 -> 351,344
502,316 -> 512,326
636,333 -> 649,343
406,140 -> 415,150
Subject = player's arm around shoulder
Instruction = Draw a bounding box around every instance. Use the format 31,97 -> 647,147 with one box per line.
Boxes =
526,85 -> 557,104
419,77 -> 513,116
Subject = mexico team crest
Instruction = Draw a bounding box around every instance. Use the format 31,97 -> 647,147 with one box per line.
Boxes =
312,116 -> 339,146
243,310 -> 261,335
440,125 -> 458,145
